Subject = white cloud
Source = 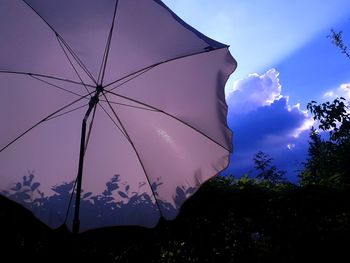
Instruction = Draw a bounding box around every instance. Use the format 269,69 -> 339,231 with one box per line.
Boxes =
226,69 -> 314,137
323,83 -> 350,100
227,68 -> 282,113
292,118 -> 314,138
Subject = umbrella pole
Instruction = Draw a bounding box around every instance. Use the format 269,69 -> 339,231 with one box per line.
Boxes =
72,116 -> 87,234
72,87 -> 102,234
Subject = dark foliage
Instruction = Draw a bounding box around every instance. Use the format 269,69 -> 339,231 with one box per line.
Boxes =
307,98 -> 350,143
253,151 -> 286,185
1,178 -> 350,263
328,29 -> 350,59
300,98 -> 350,187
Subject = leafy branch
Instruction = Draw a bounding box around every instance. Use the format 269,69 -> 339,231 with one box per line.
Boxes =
328,29 -> 350,59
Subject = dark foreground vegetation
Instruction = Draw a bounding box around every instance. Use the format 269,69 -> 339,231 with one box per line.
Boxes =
1,179 -> 350,263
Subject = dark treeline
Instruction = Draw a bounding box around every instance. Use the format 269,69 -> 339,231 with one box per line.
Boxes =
1,176 -> 350,262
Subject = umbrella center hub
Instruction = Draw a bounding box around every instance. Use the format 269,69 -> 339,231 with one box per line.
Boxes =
96,85 -> 104,93
88,85 -> 104,109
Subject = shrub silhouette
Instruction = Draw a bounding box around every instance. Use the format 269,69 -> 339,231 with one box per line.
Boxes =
2,173 -> 197,232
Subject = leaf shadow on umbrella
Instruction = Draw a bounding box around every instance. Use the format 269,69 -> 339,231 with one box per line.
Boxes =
2,172 -> 197,232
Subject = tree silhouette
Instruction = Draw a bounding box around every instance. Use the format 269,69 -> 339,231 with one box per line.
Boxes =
253,151 -> 286,185
300,98 -> 350,186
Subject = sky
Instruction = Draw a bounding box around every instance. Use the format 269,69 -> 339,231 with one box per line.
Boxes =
163,0 -> 350,181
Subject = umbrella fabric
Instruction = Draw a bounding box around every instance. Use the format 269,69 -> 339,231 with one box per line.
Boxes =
0,0 -> 236,232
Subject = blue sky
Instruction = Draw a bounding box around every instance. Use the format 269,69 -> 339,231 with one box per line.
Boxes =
163,0 -> 350,181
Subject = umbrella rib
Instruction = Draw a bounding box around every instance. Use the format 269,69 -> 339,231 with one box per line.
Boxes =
22,1 -> 57,36
102,93 -> 134,144
97,33 -> 110,85
56,35 -> 93,97
98,0 -> 119,85
106,90 -> 231,152
29,74 -> 88,98
0,92 -> 93,153
56,34 -> 98,86
99,100 -> 160,112
98,102 -> 128,139
101,93 -> 164,217
0,70 -> 95,88
98,103 -> 128,139
22,0 -> 98,85
104,46 -> 228,90
46,103 -> 89,121
106,67 -> 156,93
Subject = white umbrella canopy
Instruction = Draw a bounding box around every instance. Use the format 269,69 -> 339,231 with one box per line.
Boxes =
0,0 -> 236,233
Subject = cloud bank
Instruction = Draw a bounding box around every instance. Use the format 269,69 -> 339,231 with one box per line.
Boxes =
323,83 -> 350,101
227,69 -> 282,112
223,69 -> 313,181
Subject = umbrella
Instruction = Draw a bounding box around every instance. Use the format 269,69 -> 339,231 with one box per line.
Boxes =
0,0 -> 236,233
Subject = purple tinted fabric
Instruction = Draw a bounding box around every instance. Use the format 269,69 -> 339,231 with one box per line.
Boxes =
103,0 -> 227,85
0,0 -> 236,232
